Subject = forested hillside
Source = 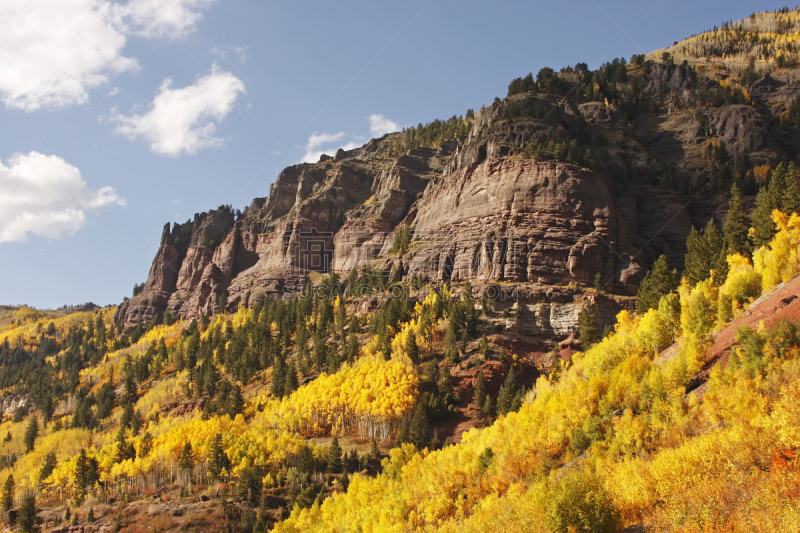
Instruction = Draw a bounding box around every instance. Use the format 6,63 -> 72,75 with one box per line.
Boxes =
7,7 -> 800,533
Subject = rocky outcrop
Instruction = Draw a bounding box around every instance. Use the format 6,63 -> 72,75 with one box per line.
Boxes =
709,105 -> 766,152
117,85 -> 736,333
643,62 -> 696,95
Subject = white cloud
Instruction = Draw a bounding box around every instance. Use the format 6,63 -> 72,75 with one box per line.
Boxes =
369,114 -> 399,137
112,0 -> 215,39
111,66 -> 245,157
0,0 -> 214,111
0,151 -> 125,243
301,132 -> 361,163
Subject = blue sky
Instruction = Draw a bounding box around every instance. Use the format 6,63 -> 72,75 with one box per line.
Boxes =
0,0 -> 789,309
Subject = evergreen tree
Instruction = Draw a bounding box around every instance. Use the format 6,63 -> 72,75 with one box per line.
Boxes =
636,255 -> 680,313
396,417 -> 411,445
410,404 -> 430,450
578,306 -> 599,348
73,449 -> 87,502
370,438 -> 380,458
723,183 -> 752,257
17,491 -> 36,532
228,384 -> 245,417
389,224 -> 411,254
38,453 -> 57,488
473,370 -> 487,408
684,219 -> 726,286
405,332 -> 419,364
23,416 -> 38,453
0,474 -> 13,513
496,369 -> 521,416
785,162 -> 800,216
179,442 -> 194,487
327,437 -> 343,473
347,449 -> 359,472
483,394 -> 494,416
209,434 -> 230,479
478,334 -> 489,356
271,354 -> 286,398
113,428 -> 127,464
40,396 -> 54,424
593,272 -> 604,291
178,442 -> 195,471
752,164 -> 786,247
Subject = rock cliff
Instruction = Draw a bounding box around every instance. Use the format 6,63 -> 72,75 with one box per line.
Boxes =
117,67 -> 791,346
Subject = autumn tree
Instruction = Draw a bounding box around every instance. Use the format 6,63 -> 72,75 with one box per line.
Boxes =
546,467 -> 619,533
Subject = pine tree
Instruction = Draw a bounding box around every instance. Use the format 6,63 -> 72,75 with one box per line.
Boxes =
271,354 -> 286,398
496,369 -> 518,416
473,370 -> 487,408
723,183 -> 751,257
39,452 -> 57,488
0,474 -> 13,513
178,442 -> 195,471
370,438 -> 380,458
73,450 -> 87,502
209,434 -> 230,479
483,395 -> 494,416
406,332 -> 419,364
23,415 -> 38,453
578,306 -> 599,348
478,334 -> 489,355
17,491 -> 36,532
347,449 -> 359,472
785,162 -> 800,216
113,428 -> 127,464
684,219 -> 726,286
636,255 -> 680,313
396,417 -> 411,445
228,384 -> 245,417
752,164 -> 786,247
327,437 -> 343,473
410,404 -> 430,450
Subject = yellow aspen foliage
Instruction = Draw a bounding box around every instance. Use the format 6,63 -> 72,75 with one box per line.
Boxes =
772,378 -> 800,448
717,254 -> 762,326
268,356 -> 418,439
680,276 -> 719,339
754,210 -> 800,291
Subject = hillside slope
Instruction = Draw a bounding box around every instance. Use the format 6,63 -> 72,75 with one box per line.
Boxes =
8,7 -> 800,533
